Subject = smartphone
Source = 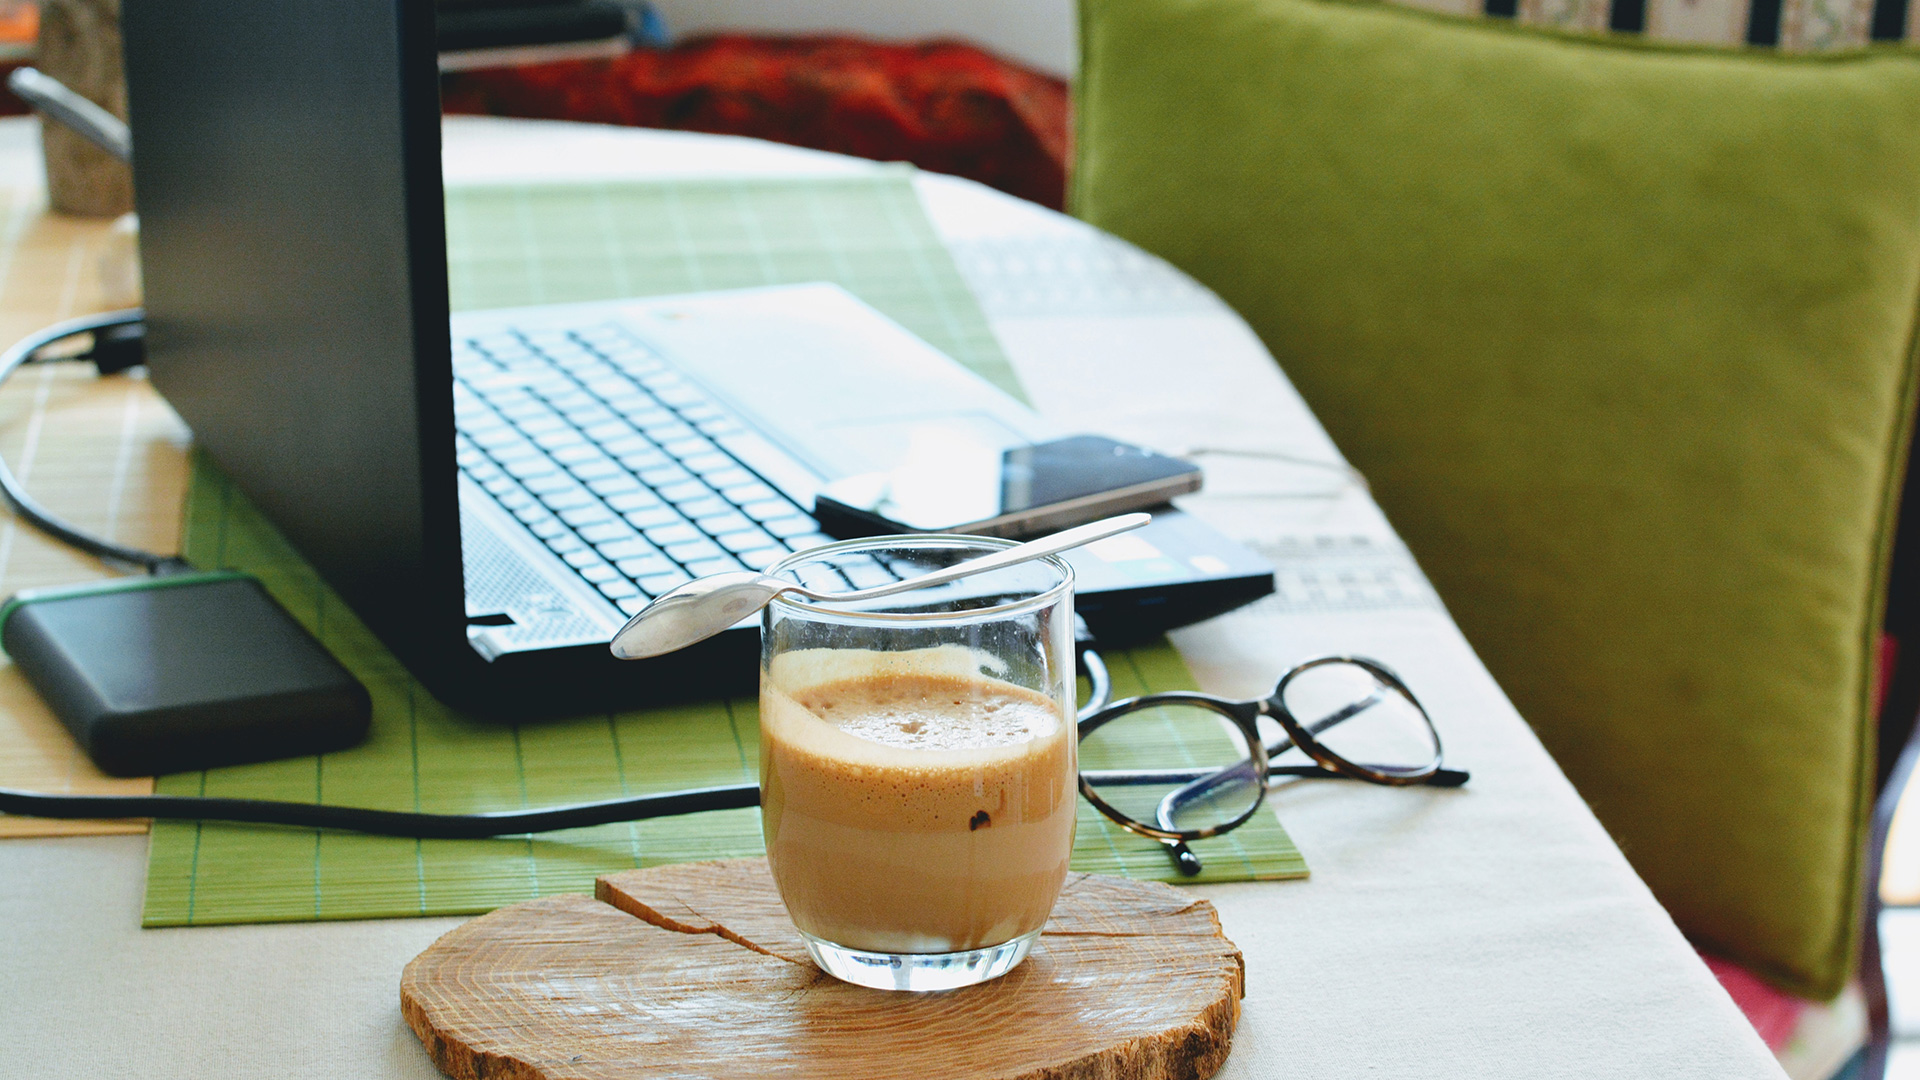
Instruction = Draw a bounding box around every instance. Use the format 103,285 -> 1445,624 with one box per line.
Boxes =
813,434 -> 1202,539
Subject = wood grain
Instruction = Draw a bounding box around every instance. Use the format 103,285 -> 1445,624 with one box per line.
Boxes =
37,0 -> 133,218
402,858 -> 1243,1080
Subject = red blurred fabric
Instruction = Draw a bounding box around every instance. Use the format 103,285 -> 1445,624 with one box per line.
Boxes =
440,35 -> 1071,209
1702,952 -> 1807,1051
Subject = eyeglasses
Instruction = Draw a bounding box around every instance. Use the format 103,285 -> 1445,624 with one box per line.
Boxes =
1075,652 -> 1468,875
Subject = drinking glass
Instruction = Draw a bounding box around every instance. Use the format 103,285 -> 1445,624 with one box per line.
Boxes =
759,534 -> 1076,991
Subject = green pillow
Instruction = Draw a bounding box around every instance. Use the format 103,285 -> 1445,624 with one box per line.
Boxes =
1074,0 -> 1920,998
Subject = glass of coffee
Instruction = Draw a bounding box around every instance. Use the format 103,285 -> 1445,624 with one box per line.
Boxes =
759,535 -> 1077,992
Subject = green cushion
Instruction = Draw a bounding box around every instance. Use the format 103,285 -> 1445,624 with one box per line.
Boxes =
1074,0 -> 1920,998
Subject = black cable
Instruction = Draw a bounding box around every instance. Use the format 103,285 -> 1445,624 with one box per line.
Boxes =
0,309 -> 188,574
0,783 -> 761,837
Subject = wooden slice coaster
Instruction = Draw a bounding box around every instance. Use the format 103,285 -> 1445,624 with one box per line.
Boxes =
402,858 -> 1243,1080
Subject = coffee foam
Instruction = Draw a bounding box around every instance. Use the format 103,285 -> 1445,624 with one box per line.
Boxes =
762,646 -> 1058,769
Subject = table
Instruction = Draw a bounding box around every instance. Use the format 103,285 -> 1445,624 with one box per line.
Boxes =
0,115 -> 1783,1078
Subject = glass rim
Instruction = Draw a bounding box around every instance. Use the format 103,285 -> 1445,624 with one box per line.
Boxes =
765,533 -> 1074,624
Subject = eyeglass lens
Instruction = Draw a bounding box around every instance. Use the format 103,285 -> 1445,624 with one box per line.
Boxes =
1078,702 -> 1264,838
1275,661 -> 1440,778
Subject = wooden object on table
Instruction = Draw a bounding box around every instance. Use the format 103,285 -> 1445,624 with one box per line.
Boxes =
36,0 -> 131,217
402,858 -> 1245,1080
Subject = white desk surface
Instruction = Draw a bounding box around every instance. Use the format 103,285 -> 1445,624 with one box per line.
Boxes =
0,116 -> 1782,1078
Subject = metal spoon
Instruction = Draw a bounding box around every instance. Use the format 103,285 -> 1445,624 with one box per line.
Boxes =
608,513 -> 1152,659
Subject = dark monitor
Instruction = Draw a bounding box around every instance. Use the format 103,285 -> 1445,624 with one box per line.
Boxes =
119,0 -> 482,700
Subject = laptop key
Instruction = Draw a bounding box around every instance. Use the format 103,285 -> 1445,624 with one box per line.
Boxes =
621,406 -> 676,428
561,548 -> 602,569
785,532 -> 837,552
602,435 -> 652,456
599,578 -> 642,599
737,547 -> 786,571
468,426 -> 521,450
534,428 -> 586,452
638,465 -> 693,488
561,503 -> 616,526
537,488 -> 594,511
517,414 -> 567,435
606,490 -> 663,513
580,564 -> 620,583
616,554 -> 675,578
708,472 -> 760,494
530,479 -> 587,505
661,436 -> 715,459
761,515 -> 815,539
658,480 -> 713,504
683,555 -> 744,577
624,506 -> 684,530
488,440 -> 541,463
645,523 -> 701,546
588,474 -> 643,496
735,495 -> 790,519
655,384 -> 706,408
638,571 -> 692,595
563,405 -> 618,429
550,443 -> 599,465
583,377 -> 638,400
616,596 -> 648,615
567,459 -> 622,481
618,449 -> 672,473
582,420 -> 635,444
577,521 -> 637,544
715,527 -> 775,553
665,539 -> 725,563
678,497 -> 731,521
697,512 -> 754,536
529,519 -> 566,540
683,453 -> 736,476
642,421 -> 698,444
548,532 -> 586,554
505,457 -> 561,481
598,538 -> 657,561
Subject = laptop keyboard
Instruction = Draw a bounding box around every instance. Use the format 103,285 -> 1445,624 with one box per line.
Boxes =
451,322 -> 848,616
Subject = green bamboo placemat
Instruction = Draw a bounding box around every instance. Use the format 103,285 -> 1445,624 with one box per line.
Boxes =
142,174 -> 1305,927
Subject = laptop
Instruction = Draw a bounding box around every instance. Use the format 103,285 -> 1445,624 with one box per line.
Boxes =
119,0 -> 1274,718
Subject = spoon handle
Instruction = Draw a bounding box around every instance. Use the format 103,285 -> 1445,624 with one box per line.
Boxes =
821,513 -> 1152,603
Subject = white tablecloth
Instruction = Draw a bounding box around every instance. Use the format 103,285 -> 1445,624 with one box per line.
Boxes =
0,117 -> 1783,1078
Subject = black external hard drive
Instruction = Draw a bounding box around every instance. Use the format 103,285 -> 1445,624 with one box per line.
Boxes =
0,571 -> 371,777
